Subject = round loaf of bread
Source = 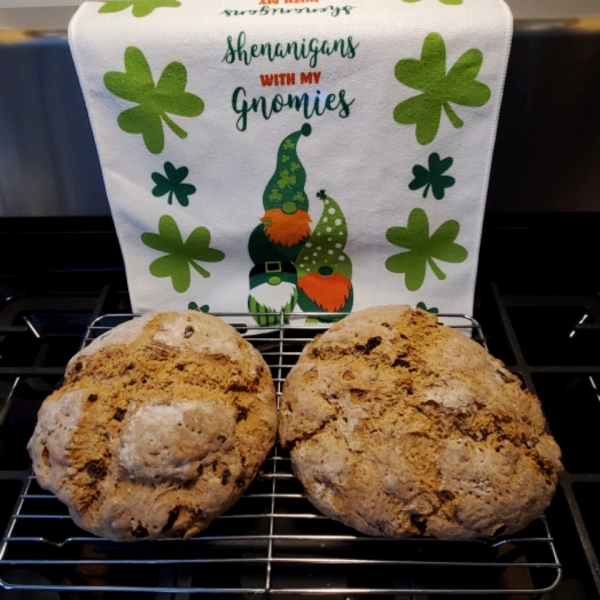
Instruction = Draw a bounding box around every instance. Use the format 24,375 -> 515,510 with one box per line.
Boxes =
28,310 -> 277,542
279,305 -> 562,539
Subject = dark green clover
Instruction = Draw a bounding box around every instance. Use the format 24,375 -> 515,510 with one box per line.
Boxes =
152,162 -> 196,207
142,215 -> 225,293
409,153 -> 455,200
104,47 -> 204,155
416,301 -> 439,313
99,1 -> 182,18
386,208 -> 468,291
394,33 -> 490,145
188,302 -> 210,313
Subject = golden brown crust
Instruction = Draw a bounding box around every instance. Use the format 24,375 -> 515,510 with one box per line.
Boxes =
28,311 -> 277,542
279,305 -> 562,539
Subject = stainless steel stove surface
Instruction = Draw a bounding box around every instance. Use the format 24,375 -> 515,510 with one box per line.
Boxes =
0,214 -> 598,599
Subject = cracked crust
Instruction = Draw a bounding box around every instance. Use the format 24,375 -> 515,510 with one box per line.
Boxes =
279,305 -> 562,539
28,311 -> 277,542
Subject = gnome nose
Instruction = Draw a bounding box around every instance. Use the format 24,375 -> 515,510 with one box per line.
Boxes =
318,266 -> 334,276
282,201 -> 297,215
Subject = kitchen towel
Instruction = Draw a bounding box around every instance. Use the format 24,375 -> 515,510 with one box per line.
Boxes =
69,0 -> 512,326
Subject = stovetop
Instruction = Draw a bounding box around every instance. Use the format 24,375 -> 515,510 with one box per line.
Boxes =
0,214 -> 599,599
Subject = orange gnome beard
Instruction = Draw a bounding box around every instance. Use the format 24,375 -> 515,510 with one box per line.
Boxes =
298,272 -> 352,312
261,208 -> 311,248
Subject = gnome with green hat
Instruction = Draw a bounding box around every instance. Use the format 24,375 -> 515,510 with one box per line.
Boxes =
247,124 -> 313,326
296,189 -> 354,321
248,123 -> 312,265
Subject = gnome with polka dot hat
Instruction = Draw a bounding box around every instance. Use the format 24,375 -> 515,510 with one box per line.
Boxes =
296,189 -> 354,321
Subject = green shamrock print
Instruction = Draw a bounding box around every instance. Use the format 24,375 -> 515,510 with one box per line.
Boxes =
393,33 -> 490,145
104,47 -> 204,155
385,208 -> 468,291
188,302 -> 210,313
277,170 -> 296,189
141,215 -> 225,293
409,153 -> 455,199
99,1 -> 181,17
416,301 -> 439,313
152,162 -> 196,207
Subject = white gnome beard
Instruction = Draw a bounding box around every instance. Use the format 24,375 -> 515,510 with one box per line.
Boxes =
250,281 -> 296,312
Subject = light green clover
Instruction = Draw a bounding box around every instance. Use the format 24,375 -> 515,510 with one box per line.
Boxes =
269,189 -> 282,202
142,215 -> 225,293
277,170 -> 296,189
393,32 -> 490,145
385,208 -> 468,291
99,1 -> 182,18
104,46 -> 204,154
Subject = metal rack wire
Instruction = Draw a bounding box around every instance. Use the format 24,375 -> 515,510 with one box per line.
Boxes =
0,312 -> 562,596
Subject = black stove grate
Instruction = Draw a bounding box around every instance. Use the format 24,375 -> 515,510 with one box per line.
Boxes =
0,312 -> 562,597
482,284 -> 600,600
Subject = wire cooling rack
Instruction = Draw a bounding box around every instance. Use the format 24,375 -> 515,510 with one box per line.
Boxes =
0,312 -> 562,596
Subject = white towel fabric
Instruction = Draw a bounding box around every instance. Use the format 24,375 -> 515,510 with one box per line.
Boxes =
69,0 -> 512,326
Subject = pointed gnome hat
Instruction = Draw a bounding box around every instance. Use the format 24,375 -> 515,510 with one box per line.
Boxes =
263,123 -> 311,215
297,190 -> 354,315
297,190 -> 352,281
